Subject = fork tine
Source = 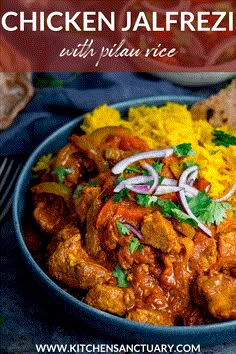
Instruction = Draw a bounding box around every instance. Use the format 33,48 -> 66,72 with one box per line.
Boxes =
0,157 -> 8,178
0,159 -> 14,192
0,195 -> 14,222
0,158 -> 23,222
0,162 -> 22,207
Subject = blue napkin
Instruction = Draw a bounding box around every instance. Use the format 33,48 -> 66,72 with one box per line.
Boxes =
1,72 -> 234,354
0,72 -> 222,156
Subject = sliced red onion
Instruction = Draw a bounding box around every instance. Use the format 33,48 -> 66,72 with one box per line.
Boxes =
114,175 -> 153,193
214,183 -> 236,202
115,176 -> 177,193
184,185 -> 199,198
161,178 -> 177,186
205,184 -> 211,193
179,166 -> 198,187
179,166 -> 212,237
112,148 -> 174,175
186,169 -> 198,186
124,223 -> 143,240
126,184 -> 183,195
153,186 -> 183,195
179,189 -> 212,237
142,0 -> 190,14
126,184 -> 150,194
142,162 -> 159,194
205,37 -> 236,66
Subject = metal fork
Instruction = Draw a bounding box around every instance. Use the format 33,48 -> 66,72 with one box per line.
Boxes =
0,157 -> 23,223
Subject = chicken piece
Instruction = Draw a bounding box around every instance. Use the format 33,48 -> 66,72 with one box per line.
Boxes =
48,235 -> 112,289
74,186 -> 101,224
74,261 -> 112,289
118,235 -> 161,271
84,284 -> 135,316
172,219 -> 196,239
33,198 -> 67,234
218,231 -> 236,257
130,264 -> 168,311
216,256 -> 236,278
102,222 -> 120,251
141,211 -> 181,253
196,272 -> 236,321
126,309 -> 174,326
216,210 -> 236,234
161,253 -> 192,316
190,79 -> 236,129
47,224 -> 81,256
189,232 -> 217,273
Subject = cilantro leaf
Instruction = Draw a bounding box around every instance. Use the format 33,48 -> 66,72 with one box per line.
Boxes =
112,265 -> 129,288
233,210 -> 236,217
212,130 -> 236,147
124,162 -> 162,176
125,165 -> 141,174
141,169 -> 151,176
187,192 -> 212,215
156,199 -> 197,226
152,161 -> 163,174
112,188 -> 129,203
129,237 -> 143,254
171,209 -> 198,227
174,143 -> 196,157
52,165 -> 72,182
115,175 -> 125,186
156,199 -> 181,217
136,194 -> 157,207
159,176 -> 165,185
116,221 -> 130,235
187,192 -> 232,226
73,182 -> 98,199
73,185 -> 84,199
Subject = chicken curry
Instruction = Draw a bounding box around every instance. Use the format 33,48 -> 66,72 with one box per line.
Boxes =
26,125 -> 236,326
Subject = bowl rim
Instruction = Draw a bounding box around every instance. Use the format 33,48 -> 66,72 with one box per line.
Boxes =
13,95 -> 236,337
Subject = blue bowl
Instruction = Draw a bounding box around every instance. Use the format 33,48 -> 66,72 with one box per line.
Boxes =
13,96 -> 236,346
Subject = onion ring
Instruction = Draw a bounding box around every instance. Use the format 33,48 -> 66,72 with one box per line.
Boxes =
114,175 -> 153,193
153,185 -> 183,195
124,223 -> 143,240
179,166 -> 212,237
142,162 -> 159,194
112,148 -> 174,175
186,169 -> 198,186
214,183 -> 236,202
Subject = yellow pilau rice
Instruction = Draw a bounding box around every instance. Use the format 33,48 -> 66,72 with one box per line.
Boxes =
81,103 -> 236,205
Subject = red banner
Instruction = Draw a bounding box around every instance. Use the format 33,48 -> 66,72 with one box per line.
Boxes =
1,0 -> 236,72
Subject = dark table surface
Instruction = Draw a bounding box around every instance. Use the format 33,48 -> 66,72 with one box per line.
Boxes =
1,72 -> 236,354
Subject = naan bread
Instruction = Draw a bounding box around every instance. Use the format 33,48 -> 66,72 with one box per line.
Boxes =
0,36 -> 34,130
190,79 -> 236,129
